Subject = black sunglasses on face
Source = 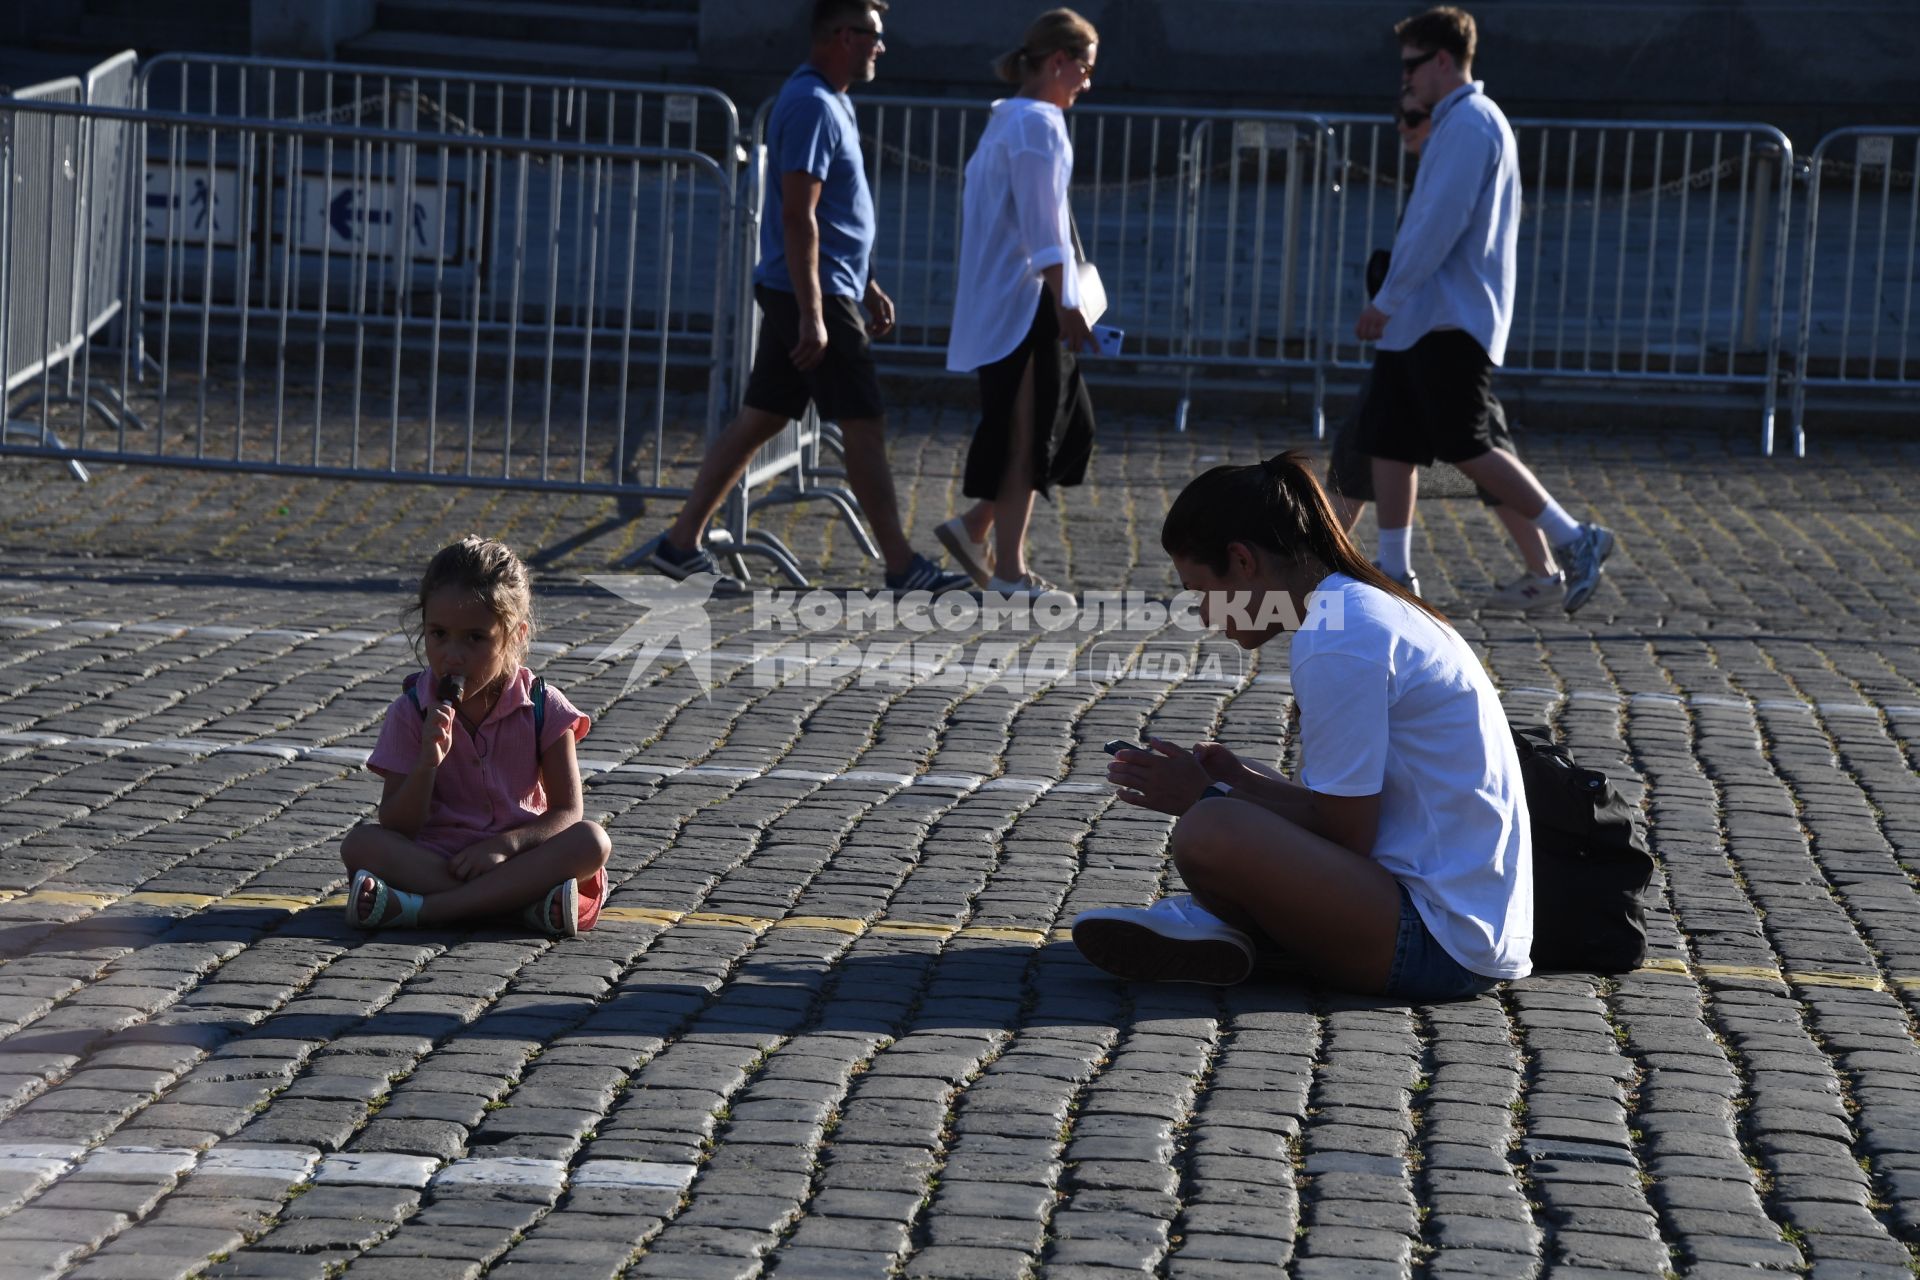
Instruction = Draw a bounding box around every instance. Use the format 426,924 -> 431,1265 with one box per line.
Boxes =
1401,48 -> 1440,75
840,25 -> 884,43
1399,108 -> 1430,127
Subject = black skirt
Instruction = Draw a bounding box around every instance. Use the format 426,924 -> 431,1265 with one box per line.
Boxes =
962,291 -> 1096,501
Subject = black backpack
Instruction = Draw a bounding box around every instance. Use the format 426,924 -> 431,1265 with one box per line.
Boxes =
1512,725 -> 1654,973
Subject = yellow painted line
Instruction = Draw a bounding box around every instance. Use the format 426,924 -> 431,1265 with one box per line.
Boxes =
680,911 -> 775,932
958,926 -> 1051,945
1635,957 -> 1691,975
25,891 -> 116,908
771,916 -> 868,936
1696,963 -> 1787,982
0,889 -> 21,904
597,906 -> 685,926
121,891 -> 220,909
869,921 -> 960,939
1787,971 -> 1886,991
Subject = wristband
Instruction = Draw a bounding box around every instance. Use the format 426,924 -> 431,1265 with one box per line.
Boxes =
1204,781 -> 1233,800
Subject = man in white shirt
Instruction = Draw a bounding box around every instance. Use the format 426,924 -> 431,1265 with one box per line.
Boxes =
1353,6 -> 1617,614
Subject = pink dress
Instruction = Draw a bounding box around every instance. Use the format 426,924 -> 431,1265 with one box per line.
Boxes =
368,666 -> 605,926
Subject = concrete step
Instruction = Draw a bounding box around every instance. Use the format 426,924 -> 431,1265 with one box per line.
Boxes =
337,29 -> 700,82
373,0 -> 696,51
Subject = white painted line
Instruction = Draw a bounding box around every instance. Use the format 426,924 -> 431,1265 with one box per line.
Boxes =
916,774 -> 985,791
767,768 -> 836,783
197,1145 -> 321,1182
431,1157 -> 568,1192
839,771 -> 913,787
682,766 -> 764,780
981,777 -> 1051,793
1816,703 -> 1882,718
1687,695 -> 1750,709
570,1160 -> 698,1190
306,747 -> 374,765
1755,700 -> 1816,713
312,1152 -> 439,1189
0,1144 -> 82,1180
74,1146 -> 198,1178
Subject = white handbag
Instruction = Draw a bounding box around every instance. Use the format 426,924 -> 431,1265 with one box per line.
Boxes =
1076,260 -> 1108,327
1068,210 -> 1106,326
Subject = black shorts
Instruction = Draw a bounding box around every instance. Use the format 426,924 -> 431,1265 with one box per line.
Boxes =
1356,328 -> 1497,467
1329,367 -> 1516,508
742,284 -> 885,423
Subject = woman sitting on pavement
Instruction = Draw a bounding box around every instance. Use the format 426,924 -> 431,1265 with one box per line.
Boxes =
1071,452 -> 1532,1000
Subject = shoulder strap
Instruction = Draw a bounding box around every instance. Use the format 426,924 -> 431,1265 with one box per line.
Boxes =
532,676 -> 547,757
403,671 -> 425,717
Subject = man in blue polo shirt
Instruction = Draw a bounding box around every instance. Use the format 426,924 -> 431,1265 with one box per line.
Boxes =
1354,6 -> 1617,614
644,0 -> 968,595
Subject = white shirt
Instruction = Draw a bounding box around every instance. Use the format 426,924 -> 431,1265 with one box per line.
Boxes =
1291,573 -> 1533,979
1374,82 -> 1521,364
947,97 -> 1082,373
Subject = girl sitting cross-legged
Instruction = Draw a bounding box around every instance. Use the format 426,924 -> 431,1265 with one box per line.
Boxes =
341,535 -> 610,937
1071,452 -> 1531,1001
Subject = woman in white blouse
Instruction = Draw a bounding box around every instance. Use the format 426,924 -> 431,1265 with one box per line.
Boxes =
937,9 -> 1099,598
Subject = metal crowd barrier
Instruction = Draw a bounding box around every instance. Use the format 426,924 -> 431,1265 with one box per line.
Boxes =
0,57 -> 144,483
1327,114 -> 1795,452
1789,127 -> 1920,457
0,93 -> 740,497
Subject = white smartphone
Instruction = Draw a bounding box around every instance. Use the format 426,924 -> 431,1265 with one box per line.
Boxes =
1091,324 -> 1124,357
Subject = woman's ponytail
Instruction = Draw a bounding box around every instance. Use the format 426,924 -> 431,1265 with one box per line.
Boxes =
1162,450 -> 1445,621
992,8 -> 1098,86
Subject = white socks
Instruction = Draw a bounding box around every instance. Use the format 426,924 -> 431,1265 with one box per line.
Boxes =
1534,499 -> 1582,547
1377,526 -> 1412,577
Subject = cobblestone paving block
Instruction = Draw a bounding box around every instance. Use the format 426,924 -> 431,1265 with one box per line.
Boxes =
5,415 -> 1920,1276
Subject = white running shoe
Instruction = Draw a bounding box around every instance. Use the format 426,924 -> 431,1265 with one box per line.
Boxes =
1071,894 -> 1256,985
986,572 -> 1069,601
1485,570 -> 1565,613
935,517 -> 995,589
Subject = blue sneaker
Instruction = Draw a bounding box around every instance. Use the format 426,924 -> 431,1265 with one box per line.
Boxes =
1557,523 -> 1616,614
641,531 -> 745,595
886,551 -> 972,594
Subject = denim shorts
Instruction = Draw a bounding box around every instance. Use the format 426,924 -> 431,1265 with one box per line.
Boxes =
1384,883 -> 1502,1002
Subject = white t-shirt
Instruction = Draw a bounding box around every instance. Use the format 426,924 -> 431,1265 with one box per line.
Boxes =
1290,573 -> 1532,979
946,97 -> 1082,373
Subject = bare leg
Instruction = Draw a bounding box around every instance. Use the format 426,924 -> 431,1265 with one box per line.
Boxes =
992,356 -> 1039,580
959,500 -> 994,543
1330,492 -> 1368,536
1451,447 -> 1553,522
1171,798 -> 1403,993
665,405 -> 792,551
1371,457 -> 1418,530
1492,504 -> 1557,577
342,824 -> 463,896
836,416 -> 914,576
415,822 -> 612,926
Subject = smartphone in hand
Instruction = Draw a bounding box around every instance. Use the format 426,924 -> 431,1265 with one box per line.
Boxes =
1091,324 -> 1124,357
1104,738 -> 1147,756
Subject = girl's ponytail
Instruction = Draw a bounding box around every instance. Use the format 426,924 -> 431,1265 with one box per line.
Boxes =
1163,451 -> 1444,621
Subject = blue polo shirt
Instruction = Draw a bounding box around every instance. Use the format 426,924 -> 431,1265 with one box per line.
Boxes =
755,64 -> 875,300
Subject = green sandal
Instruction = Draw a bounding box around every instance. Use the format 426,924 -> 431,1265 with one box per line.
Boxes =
347,869 -> 425,929
521,879 -> 579,938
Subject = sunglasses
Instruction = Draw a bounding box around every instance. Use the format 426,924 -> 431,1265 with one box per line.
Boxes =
840,25 -> 884,43
1398,108 -> 1430,127
1401,48 -> 1440,75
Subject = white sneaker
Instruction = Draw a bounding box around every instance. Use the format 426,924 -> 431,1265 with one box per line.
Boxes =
1071,894 -> 1256,985
986,572 -> 1069,601
1485,570 -> 1565,613
935,517 -> 995,589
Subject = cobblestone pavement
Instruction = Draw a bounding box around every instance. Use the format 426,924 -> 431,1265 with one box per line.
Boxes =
1,395 -> 1919,1280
